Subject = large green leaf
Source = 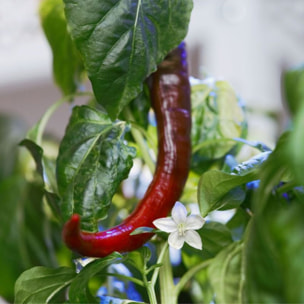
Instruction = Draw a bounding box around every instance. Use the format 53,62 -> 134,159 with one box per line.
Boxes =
14,266 -> 76,304
56,105 -> 136,231
208,241 -> 245,304
63,0 -> 193,118
245,199 -> 304,303
40,0 -> 84,95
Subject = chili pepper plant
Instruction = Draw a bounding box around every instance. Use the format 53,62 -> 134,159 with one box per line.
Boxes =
1,0 -> 304,303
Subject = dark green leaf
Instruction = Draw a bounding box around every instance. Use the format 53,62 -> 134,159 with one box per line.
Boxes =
245,199 -> 304,303
14,266 -> 76,304
40,0 -> 84,95
69,253 -> 123,303
56,105 -> 136,231
283,63 -> 304,115
208,241 -> 245,304
63,0 -> 193,118
226,208 -> 251,241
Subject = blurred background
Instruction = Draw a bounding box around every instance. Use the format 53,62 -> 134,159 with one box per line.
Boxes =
1,0 -> 304,145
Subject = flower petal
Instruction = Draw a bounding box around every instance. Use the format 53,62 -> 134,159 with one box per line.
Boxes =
153,217 -> 177,233
172,202 -> 187,224
185,215 -> 205,230
185,230 -> 203,250
168,231 -> 185,249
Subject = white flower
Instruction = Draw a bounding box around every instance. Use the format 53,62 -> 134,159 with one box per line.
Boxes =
153,202 -> 205,250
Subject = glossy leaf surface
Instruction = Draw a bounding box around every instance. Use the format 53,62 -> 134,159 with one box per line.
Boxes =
56,105 -> 136,231
63,0 -> 193,118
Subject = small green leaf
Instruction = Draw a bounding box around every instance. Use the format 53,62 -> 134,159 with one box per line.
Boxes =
63,0 -> 193,118
14,266 -> 76,304
56,105 -> 136,231
69,253 -> 123,303
208,241 -> 245,304
40,0 -> 84,95
126,247 -> 151,273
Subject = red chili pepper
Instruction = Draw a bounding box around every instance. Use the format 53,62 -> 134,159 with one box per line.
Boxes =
62,43 -> 191,257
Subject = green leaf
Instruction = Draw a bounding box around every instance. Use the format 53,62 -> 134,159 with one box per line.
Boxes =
56,105 -> 136,231
191,79 -> 247,169
288,104 -> 304,183
63,0 -> 193,118
69,253 -> 123,303
198,151 -> 269,216
283,63 -> 304,115
14,266 -> 76,304
126,246 -> 151,274
245,199 -> 304,303
19,139 -> 61,217
208,241 -> 245,304
198,170 -> 256,216
40,0 -> 84,95
254,133 -> 290,213
0,176 -> 54,301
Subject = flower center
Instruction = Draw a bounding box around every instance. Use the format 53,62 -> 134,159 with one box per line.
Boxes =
177,223 -> 186,236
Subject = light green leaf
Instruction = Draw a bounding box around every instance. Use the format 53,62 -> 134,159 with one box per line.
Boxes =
40,0 -> 84,95
191,79 -> 247,168
208,241 -> 245,304
63,0 -> 193,118
56,105 -> 136,231
126,246 -> 151,274
14,266 -> 76,304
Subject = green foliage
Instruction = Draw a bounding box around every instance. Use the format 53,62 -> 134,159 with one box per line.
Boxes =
191,78 -> 247,172
56,105 -> 136,231
208,241 -> 245,304
5,1 -> 304,304
39,0 -> 84,95
284,64 -> 304,115
14,266 -> 76,304
63,0 -> 193,118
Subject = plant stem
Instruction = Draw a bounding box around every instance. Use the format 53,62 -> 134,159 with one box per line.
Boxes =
174,259 -> 212,297
31,91 -> 93,145
157,242 -> 176,304
123,106 -> 155,173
